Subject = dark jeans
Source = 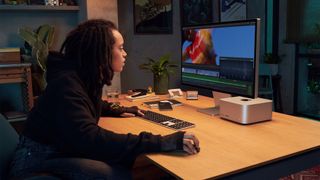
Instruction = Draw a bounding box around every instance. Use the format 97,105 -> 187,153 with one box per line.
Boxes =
9,136 -> 132,180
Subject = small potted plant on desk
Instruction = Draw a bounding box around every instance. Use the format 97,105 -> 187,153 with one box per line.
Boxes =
139,54 -> 178,95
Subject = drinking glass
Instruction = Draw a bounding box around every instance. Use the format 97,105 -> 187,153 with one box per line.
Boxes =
106,89 -> 120,105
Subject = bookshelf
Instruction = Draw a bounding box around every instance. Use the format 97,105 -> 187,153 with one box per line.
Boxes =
0,0 -> 120,125
0,1 -> 83,132
0,1 -> 82,49
0,63 -> 33,122
0,4 -> 79,11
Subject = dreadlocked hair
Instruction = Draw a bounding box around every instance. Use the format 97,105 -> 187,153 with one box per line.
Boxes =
60,19 -> 116,105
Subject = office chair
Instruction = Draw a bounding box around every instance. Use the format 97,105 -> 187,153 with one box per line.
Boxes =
258,64 -> 274,109
0,114 -> 59,180
0,114 -> 19,179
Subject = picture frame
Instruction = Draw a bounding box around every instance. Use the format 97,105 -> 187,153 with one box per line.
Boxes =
134,0 -> 173,34
180,0 -> 218,27
220,0 -> 247,22
186,91 -> 198,100
168,88 -> 183,98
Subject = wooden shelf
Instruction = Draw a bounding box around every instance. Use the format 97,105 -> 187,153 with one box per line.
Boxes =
0,5 -> 79,11
7,117 -> 27,123
3,111 -> 27,122
0,63 -> 34,112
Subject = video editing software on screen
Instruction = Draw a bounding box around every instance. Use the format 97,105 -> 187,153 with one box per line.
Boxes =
181,21 -> 257,97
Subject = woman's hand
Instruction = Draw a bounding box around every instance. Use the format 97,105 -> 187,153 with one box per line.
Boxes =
120,106 -> 145,117
183,132 -> 200,155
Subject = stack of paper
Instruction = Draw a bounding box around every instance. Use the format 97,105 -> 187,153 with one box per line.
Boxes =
125,93 -> 159,102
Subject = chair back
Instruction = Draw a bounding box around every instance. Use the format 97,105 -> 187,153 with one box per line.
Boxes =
0,114 -> 19,179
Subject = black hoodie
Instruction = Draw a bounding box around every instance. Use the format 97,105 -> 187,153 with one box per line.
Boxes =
23,52 -> 184,167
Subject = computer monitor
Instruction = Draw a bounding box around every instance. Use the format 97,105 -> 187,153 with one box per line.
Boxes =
181,19 -> 260,115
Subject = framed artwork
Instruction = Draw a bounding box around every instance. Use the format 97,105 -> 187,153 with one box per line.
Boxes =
220,0 -> 247,22
180,0 -> 217,27
134,0 -> 173,34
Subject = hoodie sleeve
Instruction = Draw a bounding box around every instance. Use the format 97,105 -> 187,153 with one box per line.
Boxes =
100,100 -> 144,117
100,100 -> 126,117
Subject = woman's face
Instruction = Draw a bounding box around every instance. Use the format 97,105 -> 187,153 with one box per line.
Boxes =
111,30 -> 127,72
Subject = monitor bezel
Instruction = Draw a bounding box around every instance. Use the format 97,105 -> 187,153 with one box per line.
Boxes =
180,18 -> 260,98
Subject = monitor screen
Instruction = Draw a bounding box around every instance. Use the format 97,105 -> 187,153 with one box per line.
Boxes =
181,19 -> 260,98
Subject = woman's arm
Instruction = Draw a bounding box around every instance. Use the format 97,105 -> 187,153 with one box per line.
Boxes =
53,87 -> 184,166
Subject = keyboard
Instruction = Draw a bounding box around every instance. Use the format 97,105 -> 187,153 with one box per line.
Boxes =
141,111 -> 195,130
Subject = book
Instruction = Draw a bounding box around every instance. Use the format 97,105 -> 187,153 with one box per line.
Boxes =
143,99 -> 182,108
2,111 -> 27,121
0,48 -> 21,64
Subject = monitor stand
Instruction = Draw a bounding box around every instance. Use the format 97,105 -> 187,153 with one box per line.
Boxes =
197,106 -> 220,116
197,91 -> 231,116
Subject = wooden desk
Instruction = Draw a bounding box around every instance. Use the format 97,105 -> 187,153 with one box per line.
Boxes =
99,95 -> 320,179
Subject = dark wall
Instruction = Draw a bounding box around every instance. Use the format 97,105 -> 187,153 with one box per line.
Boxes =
118,0 -> 181,92
118,0 -> 266,95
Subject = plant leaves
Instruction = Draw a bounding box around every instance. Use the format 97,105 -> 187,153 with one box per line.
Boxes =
139,54 -> 178,75
38,25 -> 51,42
158,54 -> 170,68
18,28 -> 37,47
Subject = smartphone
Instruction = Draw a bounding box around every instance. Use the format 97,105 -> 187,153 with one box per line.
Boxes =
158,101 -> 173,111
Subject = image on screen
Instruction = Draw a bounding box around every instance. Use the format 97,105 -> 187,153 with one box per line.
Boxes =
181,19 -> 260,98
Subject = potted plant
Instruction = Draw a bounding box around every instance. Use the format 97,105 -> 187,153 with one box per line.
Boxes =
264,53 -> 282,75
307,79 -> 320,94
18,24 -> 55,96
305,23 -> 320,54
139,54 -> 178,94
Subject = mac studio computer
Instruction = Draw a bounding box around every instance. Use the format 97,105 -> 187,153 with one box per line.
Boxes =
181,18 -> 261,116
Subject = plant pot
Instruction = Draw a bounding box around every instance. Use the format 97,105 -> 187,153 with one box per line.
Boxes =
31,71 -> 46,96
154,73 -> 169,95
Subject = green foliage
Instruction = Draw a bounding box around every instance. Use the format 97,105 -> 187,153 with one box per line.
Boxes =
264,53 -> 282,64
19,24 -> 54,72
307,80 -> 320,94
139,54 -> 178,77
18,24 -> 55,93
305,42 -> 320,49
305,23 -> 320,49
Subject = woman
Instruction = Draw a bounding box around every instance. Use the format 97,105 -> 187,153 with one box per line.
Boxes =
9,19 -> 200,179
